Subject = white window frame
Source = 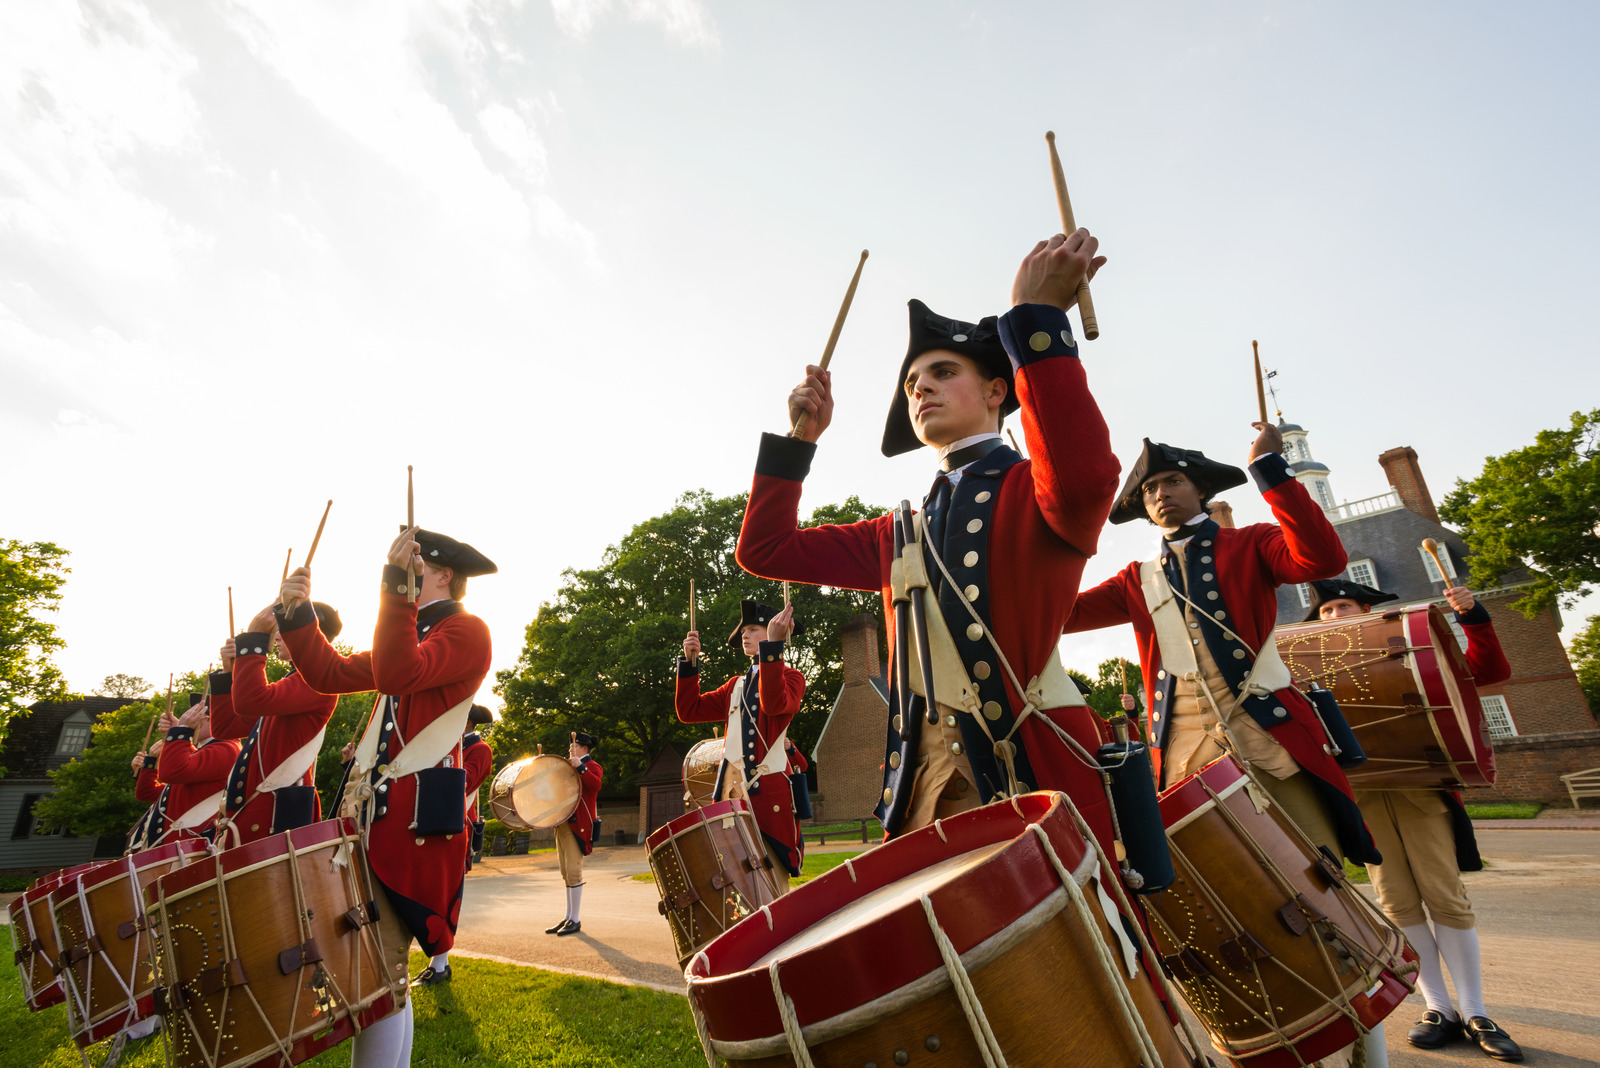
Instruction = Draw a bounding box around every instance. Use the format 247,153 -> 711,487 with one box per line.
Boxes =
1346,558 -> 1377,588
1313,480 -> 1334,508
1294,583 -> 1311,608
57,723 -> 90,755
1420,542 -> 1458,583
1479,694 -> 1516,739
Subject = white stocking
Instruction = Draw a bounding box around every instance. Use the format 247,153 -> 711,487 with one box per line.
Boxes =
397,997 -> 414,1065
567,883 -> 583,923
1401,923 -> 1456,1016
1363,1022 -> 1389,1067
429,953 -> 449,971
351,999 -> 410,1068
1434,925 -> 1487,1019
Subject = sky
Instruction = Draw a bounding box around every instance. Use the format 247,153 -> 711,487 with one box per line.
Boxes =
4,0 -> 1598,706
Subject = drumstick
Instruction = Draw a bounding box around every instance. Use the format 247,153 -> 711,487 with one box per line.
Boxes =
228,586 -> 234,636
1120,660 -> 1128,696
791,249 -> 869,439
1422,538 -> 1452,585
688,579 -> 697,663
1006,428 -> 1023,455
1044,131 -> 1098,340
1252,340 -> 1269,424
141,713 -> 159,752
406,465 -> 417,605
783,581 -> 790,609
305,499 -> 333,567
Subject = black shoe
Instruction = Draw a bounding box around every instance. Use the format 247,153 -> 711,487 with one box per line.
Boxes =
1408,1010 -> 1464,1049
555,919 -> 581,936
410,964 -> 451,987
545,919 -> 569,934
1467,1017 -> 1523,1061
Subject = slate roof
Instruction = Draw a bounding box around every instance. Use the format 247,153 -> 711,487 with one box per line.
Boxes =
0,696 -> 137,780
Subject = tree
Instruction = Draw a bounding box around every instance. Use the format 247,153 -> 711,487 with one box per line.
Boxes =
492,491 -> 887,790
0,540 -> 70,742
1065,656 -> 1143,720
1571,615 -> 1600,723
95,674 -> 152,700
1440,409 -> 1600,618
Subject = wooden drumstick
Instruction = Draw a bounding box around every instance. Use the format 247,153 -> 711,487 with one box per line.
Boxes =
1006,428 -> 1024,456
141,713 -> 159,752
1044,131 -> 1098,340
791,249 -> 869,439
406,466 -> 417,605
688,579 -> 698,663
1253,340 -> 1269,424
1120,660 -> 1128,696
305,500 -> 333,567
783,581 -> 791,608
281,548 -> 293,585
1422,538 -> 1452,585
228,586 -> 234,636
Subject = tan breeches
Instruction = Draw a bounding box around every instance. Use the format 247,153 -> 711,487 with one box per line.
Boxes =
373,891 -> 413,1005
1356,790 -> 1475,930
555,824 -> 584,887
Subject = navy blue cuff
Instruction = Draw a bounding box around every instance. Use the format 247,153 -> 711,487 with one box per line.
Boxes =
757,640 -> 786,664
142,755 -> 157,770
275,598 -> 319,633
209,671 -> 232,695
997,303 -> 1079,371
1248,453 -> 1295,492
380,564 -> 415,599
236,631 -> 272,658
1455,602 -> 1491,626
755,432 -> 815,482
166,725 -> 196,743
676,657 -> 700,678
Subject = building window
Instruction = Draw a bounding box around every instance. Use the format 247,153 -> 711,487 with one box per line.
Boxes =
1314,480 -> 1334,508
11,794 -> 43,840
58,724 -> 90,754
1479,694 -> 1517,739
1295,583 -> 1311,608
1346,559 -> 1377,588
1420,542 -> 1459,583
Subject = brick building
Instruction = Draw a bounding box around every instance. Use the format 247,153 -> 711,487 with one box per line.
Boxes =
0,696 -> 131,878
811,614 -> 888,822
1268,421 -> 1596,801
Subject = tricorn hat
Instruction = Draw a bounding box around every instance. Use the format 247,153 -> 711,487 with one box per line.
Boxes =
409,528 -> 498,578
467,704 -> 495,726
573,730 -> 598,750
882,300 -> 1018,458
1109,438 -> 1248,525
1302,579 -> 1398,623
726,599 -> 805,648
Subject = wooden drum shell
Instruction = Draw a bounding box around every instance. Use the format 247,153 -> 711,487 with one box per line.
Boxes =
144,818 -> 401,1068
1276,604 -> 1494,789
8,863 -> 100,1012
687,793 -> 1194,1068
51,839 -> 209,1045
487,755 -> 581,831
681,737 -> 725,809
647,799 -> 785,969
1150,756 -> 1415,1067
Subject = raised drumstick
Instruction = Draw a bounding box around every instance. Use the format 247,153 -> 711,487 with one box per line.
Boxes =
281,548 -> 293,585
1422,538 -> 1452,584
792,250 -> 869,439
1253,340 -> 1269,424
1045,131 -> 1098,340
305,500 -> 333,567
406,466 -> 417,605
783,581 -> 791,608
688,579 -> 697,663
228,586 -> 234,636
1006,428 -> 1024,456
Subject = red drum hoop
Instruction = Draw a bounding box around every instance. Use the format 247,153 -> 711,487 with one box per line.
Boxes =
51,839 -> 209,1045
1276,604 -> 1494,789
688,793 -> 1196,1067
1152,756 -> 1416,1066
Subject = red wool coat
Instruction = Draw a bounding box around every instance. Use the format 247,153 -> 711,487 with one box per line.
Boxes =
463,735 -> 493,822
282,581 -> 491,956
566,756 -> 604,855
1459,606 -> 1511,686
154,730 -> 242,841
676,652 -> 807,874
736,303 -> 1122,856
209,651 -> 338,845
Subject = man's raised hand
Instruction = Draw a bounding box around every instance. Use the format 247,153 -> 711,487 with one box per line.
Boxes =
1248,421 -> 1284,464
683,631 -> 702,661
767,603 -> 795,642
1011,229 -> 1105,311
281,567 -> 312,613
787,364 -> 834,443
388,526 -> 422,570
219,638 -> 236,672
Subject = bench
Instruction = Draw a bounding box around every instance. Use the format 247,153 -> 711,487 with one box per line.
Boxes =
1560,767 -> 1600,810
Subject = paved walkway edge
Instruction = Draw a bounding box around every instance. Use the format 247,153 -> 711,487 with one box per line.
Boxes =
447,947 -> 688,996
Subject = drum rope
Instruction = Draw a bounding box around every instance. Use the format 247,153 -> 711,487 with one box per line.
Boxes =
1046,792 -> 1212,1067
210,834 -> 298,1068
918,894 -> 1007,1067
768,962 -> 818,1068
1026,826 -> 1162,1068
688,991 -> 719,1068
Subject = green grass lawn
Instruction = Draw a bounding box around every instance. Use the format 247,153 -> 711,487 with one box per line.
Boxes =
2,952 -> 704,1067
1463,802 -> 1544,820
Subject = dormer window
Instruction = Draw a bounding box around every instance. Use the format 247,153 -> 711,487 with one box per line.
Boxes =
1420,542 -> 1458,583
56,713 -> 91,755
1346,559 -> 1377,588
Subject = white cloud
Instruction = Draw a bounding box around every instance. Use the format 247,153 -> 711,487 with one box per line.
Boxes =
549,0 -> 720,49
479,101 -> 550,184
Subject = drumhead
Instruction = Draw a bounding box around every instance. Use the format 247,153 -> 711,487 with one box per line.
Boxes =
682,737 -> 724,807
506,754 -> 581,829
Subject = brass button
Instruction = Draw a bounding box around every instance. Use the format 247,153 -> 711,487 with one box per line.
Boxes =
974,661 -> 991,679
1028,331 -> 1051,351
883,789 -> 894,805
1202,573 -> 1213,582
893,715 -> 903,734
1207,591 -> 1219,600
889,753 -> 901,769
944,714 -> 957,727
950,742 -> 963,756
1201,555 -> 1212,563
964,584 -> 980,601
1157,670 -> 1166,679
1155,692 -> 1164,701
1233,649 -> 1247,659
963,550 -> 978,567
966,518 -> 983,534
983,701 -> 1002,720
1215,610 -> 1226,619
974,491 -> 991,503
1274,706 -> 1288,718
250,825 -> 259,833
966,623 -> 983,641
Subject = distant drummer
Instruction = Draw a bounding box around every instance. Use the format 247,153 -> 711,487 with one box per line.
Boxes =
677,599 -> 807,882
546,730 -> 603,936
142,693 -> 242,845
1309,579 -> 1522,1062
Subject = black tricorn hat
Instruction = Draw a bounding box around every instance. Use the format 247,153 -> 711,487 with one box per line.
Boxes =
468,704 -> 495,726
1109,438 -> 1248,525
573,730 -> 598,750
726,599 -> 805,648
881,299 -> 1018,458
311,602 -> 343,641
1302,579 -> 1398,623
409,528 -> 498,578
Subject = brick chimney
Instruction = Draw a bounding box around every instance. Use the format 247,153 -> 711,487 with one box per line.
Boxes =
839,614 -> 882,683
1377,446 -> 1438,523
1208,500 -> 1236,529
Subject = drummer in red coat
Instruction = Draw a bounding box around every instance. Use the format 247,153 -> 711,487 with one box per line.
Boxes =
677,599 -> 807,879
1308,579 -> 1522,1061
153,694 -> 243,844
207,601 -> 342,847
737,232 -> 1124,854
413,704 -> 496,988
547,730 -> 603,936
277,525 -> 495,1068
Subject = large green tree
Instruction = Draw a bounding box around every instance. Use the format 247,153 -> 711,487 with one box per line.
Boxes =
1571,614 -> 1600,722
1,539 -> 70,742
1440,409 -> 1600,618
492,491 -> 887,789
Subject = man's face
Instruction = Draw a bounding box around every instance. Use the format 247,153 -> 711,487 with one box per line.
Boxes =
1319,598 -> 1366,620
1141,471 -> 1205,527
739,623 -> 766,657
905,350 -> 1006,448
568,740 -> 590,761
